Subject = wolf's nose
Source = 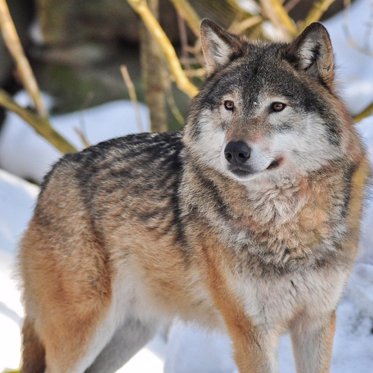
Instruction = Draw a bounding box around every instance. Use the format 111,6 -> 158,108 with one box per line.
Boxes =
224,141 -> 251,165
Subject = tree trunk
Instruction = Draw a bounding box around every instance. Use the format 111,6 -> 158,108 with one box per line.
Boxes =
140,0 -> 169,132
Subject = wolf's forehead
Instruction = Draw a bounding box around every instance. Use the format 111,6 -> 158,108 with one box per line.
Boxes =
224,57 -> 299,106
201,43 -> 317,111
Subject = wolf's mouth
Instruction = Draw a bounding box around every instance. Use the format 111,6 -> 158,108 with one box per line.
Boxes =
266,158 -> 282,170
229,168 -> 252,177
229,158 -> 282,178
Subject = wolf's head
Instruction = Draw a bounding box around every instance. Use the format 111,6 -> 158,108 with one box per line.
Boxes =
184,20 -> 363,184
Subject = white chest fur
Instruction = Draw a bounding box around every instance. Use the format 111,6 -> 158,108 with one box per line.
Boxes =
230,265 -> 347,332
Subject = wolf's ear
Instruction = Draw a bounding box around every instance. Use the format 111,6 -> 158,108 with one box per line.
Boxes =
286,23 -> 334,87
200,19 -> 243,75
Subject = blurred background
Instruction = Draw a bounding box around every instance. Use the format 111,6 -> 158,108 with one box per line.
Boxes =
1,1 -> 373,372
2,0 -> 372,184
0,0 -> 360,133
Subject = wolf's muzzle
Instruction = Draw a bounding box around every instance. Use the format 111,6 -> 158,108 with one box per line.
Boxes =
224,141 -> 251,166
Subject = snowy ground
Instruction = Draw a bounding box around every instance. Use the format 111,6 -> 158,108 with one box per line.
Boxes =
1,0 -> 373,372
0,95 -> 150,183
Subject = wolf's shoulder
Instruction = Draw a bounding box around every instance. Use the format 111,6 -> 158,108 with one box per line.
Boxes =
41,131 -> 185,191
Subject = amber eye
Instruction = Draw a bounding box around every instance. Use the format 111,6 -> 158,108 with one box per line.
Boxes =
224,100 -> 235,111
271,102 -> 286,112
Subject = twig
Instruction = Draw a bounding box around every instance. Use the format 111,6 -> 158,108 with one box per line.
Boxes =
0,89 -> 77,153
169,0 -> 200,36
0,0 -> 47,117
0,3 -> 78,155
301,0 -> 336,29
127,0 -> 198,98
260,0 -> 297,38
167,91 -> 184,126
184,67 -> 205,78
74,127 -> 91,148
285,0 -> 301,12
229,16 -> 263,35
76,92 -> 93,148
120,65 -> 144,132
177,13 -> 190,71
353,102 -> 373,123
227,0 -> 258,17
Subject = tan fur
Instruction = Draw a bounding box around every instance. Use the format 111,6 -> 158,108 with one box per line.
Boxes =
21,319 -> 45,373
20,168 -> 113,372
344,156 -> 371,257
19,21 -> 371,373
322,312 -> 337,373
201,234 -> 266,372
19,150 -> 370,373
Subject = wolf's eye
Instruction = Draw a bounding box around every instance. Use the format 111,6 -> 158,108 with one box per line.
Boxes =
271,102 -> 286,112
224,100 -> 235,111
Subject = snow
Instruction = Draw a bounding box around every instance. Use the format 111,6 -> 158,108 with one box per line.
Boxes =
325,0 -> 373,114
0,170 -> 36,370
0,0 -> 373,372
0,93 -> 150,183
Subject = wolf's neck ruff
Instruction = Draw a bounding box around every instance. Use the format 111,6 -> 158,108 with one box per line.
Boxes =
181,153 -> 354,274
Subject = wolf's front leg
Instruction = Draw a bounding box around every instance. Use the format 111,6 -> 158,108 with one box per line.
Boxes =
230,327 -> 279,373
291,311 -> 336,373
203,245 -> 279,373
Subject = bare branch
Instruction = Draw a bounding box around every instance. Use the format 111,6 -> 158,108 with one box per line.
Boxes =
177,13 -> 190,70
302,0 -> 336,28
74,127 -> 91,148
0,0 -> 47,117
228,16 -> 263,35
227,0 -> 257,18
169,0 -> 200,36
285,0 -> 301,12
0,89 -> 77,154
167,91 -> 184,126
120,65 -> 145,133
353,102 -> 373,123
127,0 -> 198,98
260,0 -> 297,38
184,67 -> 205,78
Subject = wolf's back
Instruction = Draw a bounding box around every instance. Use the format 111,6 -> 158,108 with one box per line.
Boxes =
34,131 -> 184,224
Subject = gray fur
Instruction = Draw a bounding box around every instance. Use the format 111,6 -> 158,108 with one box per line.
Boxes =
19,21 -> 370,373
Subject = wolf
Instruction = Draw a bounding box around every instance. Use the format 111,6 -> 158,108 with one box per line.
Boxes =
19,19 -> 370,373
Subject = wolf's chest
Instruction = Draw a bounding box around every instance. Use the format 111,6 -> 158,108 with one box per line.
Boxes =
229,267 -> 346,329
219,190 -> 347,273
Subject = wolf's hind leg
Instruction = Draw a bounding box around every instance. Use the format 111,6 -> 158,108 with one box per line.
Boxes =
21,318 -> 46,373
86,318 -> 157,373
40,306 -> 117,373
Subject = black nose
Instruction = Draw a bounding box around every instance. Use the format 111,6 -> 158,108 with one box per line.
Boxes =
224,141 -> 251,165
